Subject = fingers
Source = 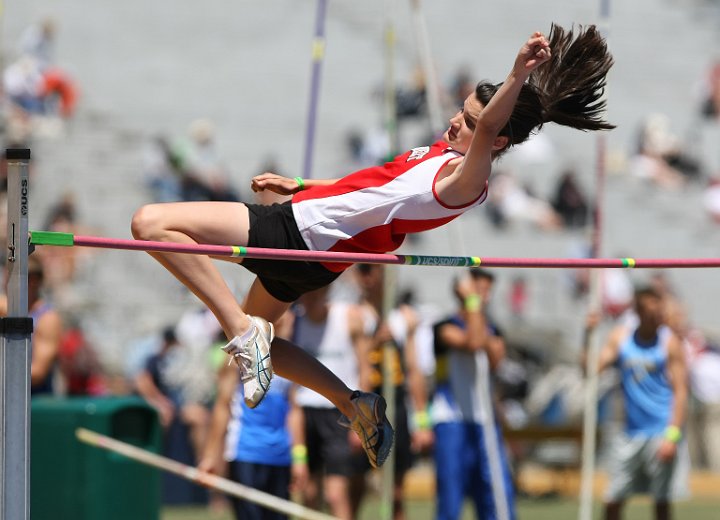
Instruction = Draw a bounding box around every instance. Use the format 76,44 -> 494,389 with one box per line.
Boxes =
251,173 -> 277,192
535,47 -> 551,60
527,33 -> 550,57
529,32 -> 549,46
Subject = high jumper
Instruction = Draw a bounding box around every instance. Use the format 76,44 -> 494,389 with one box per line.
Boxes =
129,24 -> 614,468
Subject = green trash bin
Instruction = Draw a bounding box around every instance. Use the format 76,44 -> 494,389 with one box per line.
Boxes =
31,396 -> 161,520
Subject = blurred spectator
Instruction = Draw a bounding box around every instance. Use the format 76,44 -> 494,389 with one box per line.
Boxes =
200,314 -> 300,520
349,263 -> 432,520
395,67 -> 427,120
588,287 -> 688,520
135,326 -> 211,466
19,18 -> 56,69
488,171 -> 561,230
174,118 -> 239,202
344,126 -> 391,169
143,135 -> 184,202
290,286 -> 368,520
701,177 -> 720,223
509,276 -> 528,321
649,272 -> 678,302
36,192 -> 94,296
0,255 -> 63,395
395,288 -> 438,385
57,318 -> 106,396
37,67 -> 78,119
4,56 -> 45,116
173,306 -> 223,406
601,267 -> 635,320
4,18 -> 78,123
449,66 -> 475,109
700,60 -> 720,120
630,114 -> 700,188
431,269 -> 516,520
664,299 -> 720,473
551,169 -> 590,228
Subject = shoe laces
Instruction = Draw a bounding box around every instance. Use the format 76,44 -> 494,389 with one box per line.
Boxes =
227,346 -> 253,368
225,332 -> 256,368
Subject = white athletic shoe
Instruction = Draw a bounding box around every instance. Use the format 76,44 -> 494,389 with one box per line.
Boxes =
221,316 -> 274,408
339,390 -> 395,469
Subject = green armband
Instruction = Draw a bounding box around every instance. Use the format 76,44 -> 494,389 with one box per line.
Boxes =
291,444 -> 308,463
664,425 -> 682,444
294,176 -> 305,191
464,294 -> 482,313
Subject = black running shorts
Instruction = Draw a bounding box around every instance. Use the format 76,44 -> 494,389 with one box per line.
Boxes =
303,407 -> 352,476
242,201 -> 341,302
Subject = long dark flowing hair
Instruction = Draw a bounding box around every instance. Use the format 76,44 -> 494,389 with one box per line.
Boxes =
475,24 -> 615,155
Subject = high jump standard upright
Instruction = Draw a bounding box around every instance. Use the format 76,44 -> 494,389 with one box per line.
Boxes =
0,149 -> 33,520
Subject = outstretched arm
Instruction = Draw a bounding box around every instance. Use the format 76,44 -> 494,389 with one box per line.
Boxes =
453,33 -> 551,195
251,172 -> 338,196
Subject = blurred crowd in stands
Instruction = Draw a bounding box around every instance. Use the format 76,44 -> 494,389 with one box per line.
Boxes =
3,16 -> 720,520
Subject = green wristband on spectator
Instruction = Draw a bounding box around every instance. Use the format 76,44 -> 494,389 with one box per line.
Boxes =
294,177 -> 305,191
413,409 -> 431,431
464,294 -> 482,312
291,444 -> 308,463
664,425 -> 682,443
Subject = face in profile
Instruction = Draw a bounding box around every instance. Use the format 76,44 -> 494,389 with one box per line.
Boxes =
442,94 -> 483,154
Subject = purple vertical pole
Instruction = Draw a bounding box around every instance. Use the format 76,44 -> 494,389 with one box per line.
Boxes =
301,0 -> 329,180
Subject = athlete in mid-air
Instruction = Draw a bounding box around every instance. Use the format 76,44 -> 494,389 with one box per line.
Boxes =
131,25 -> 614,468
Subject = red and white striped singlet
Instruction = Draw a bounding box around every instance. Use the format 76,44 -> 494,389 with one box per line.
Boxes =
291,141 -> 488,272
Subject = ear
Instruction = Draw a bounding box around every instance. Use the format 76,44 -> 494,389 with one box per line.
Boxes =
492,135 -> 509,151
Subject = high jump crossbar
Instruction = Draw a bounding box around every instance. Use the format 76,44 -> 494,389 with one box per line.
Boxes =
29,230 -> 720,269
75,428 -> 338,520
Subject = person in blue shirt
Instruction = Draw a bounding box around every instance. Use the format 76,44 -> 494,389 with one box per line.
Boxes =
589,287 -> 688,520
199,314 -> 305,520
432,269 -> 515,520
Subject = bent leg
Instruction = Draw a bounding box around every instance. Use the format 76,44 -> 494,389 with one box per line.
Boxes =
242,278 -> 354,416
131,201 -> 253,337
270,336 -> 353,417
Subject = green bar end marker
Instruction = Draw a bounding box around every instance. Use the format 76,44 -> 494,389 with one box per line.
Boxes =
30,231 -> 74,247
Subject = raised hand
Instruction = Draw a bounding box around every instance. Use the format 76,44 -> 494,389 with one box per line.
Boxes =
515,32 -> 551,73
251,172 -> 301,195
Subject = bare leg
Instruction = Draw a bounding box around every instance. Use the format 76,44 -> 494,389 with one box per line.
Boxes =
349,472 -> 366,519
180,403 -> 210,463
132,202 -> 354,415
243,280 -> 354,417
131,201 -> 254,338
303,475 -> 322,510
323,475 -> 352,520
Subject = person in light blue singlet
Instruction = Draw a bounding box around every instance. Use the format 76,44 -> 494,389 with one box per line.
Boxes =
588,287 -> 688,520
